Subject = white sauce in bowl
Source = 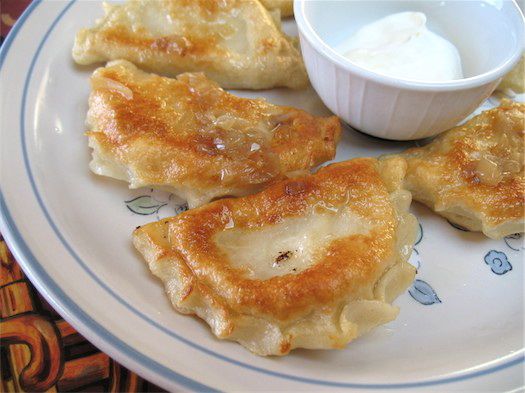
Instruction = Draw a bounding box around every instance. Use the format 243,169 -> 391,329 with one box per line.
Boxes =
338,12 -> 463,82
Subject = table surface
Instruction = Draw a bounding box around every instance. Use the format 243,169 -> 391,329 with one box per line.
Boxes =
0,2 -> 164,392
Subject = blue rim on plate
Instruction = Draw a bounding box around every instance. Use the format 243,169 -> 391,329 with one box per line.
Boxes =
0,0 -> 523,390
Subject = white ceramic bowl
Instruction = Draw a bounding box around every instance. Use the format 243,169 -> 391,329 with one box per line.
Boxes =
295,0 -> 525,140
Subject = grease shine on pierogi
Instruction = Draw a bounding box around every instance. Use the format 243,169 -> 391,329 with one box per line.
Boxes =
398,101 -> 524,239
87,60 -> 340,208
133,158 -> 418,356
73,0 -> 307,89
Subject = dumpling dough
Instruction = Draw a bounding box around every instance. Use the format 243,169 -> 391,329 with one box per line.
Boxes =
72,0 -> 307,89
87,60 -> 340,208
260,0 -> 294,17
497,54 -> 524,94
133,158 -> 418,356
398,100 -> 524,239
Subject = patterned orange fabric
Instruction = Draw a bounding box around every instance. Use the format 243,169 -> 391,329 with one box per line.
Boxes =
0,234 -> 165,392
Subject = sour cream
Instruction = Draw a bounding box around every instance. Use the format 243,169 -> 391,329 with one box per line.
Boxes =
338,12 -> 463,82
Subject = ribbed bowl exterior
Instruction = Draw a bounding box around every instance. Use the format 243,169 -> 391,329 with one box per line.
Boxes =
299,34 -> 500,141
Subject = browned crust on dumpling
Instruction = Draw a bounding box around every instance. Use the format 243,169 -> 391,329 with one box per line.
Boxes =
400,101 -> 524,238
133,158 -> 417,355
87,60 -> 340,207
72,0 -> 307,89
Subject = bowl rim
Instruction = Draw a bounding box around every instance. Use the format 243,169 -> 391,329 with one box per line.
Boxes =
294,0 -> 525,92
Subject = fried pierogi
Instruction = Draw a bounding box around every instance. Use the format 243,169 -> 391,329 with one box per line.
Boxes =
399,101 -> 524,239
133,158 -> 417,356
72,0 -> 307,89
260,0 -> 294,17
87,60 -> 340,208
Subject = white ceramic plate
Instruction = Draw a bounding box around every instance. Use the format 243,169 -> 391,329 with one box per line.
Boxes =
0,1 -> 523,391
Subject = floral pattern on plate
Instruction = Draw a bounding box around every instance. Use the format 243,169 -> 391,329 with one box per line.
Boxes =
408,222 -> 442,305
484,250 -> 513,275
